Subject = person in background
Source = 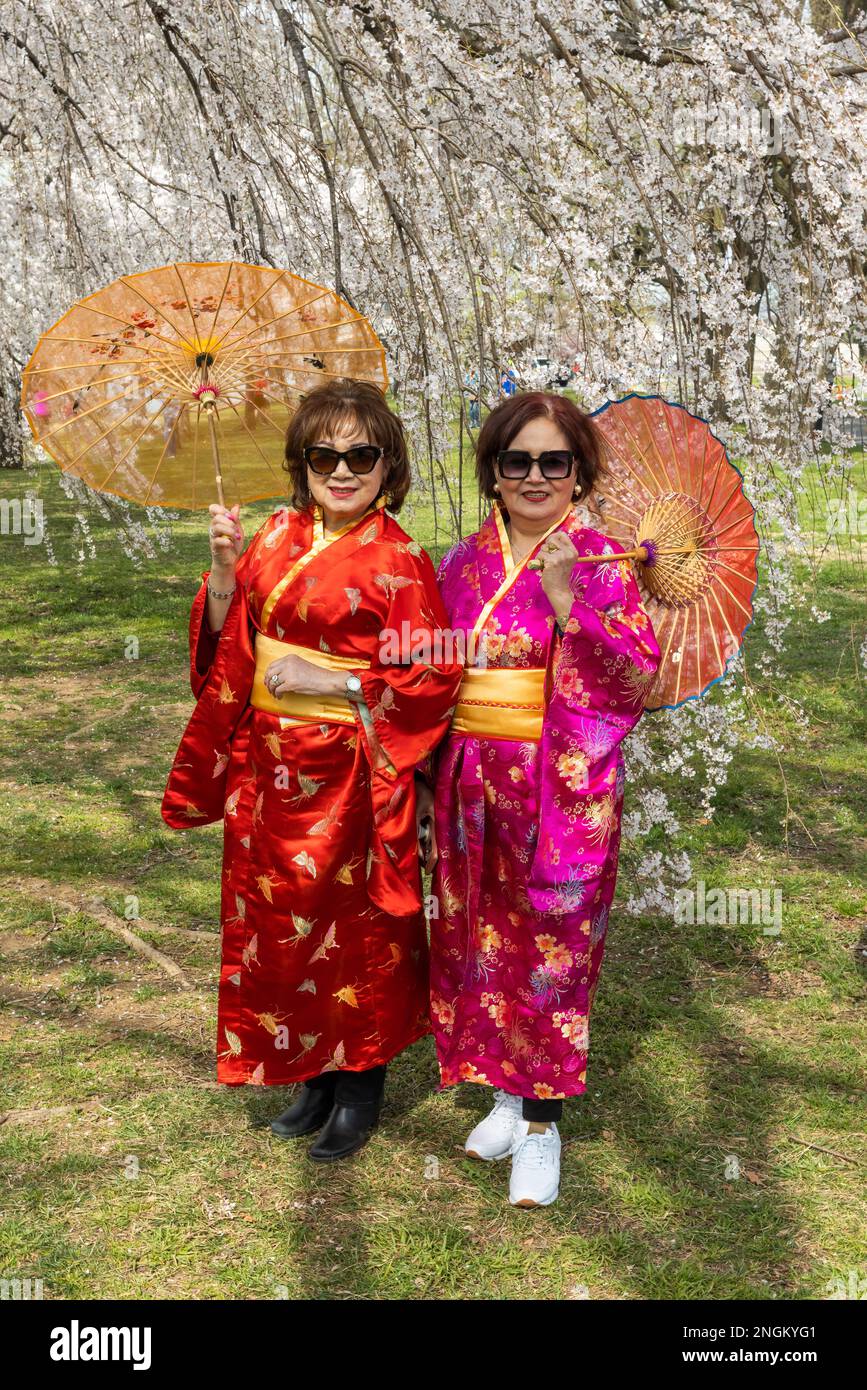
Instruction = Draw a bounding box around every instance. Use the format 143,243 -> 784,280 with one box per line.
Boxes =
465,368 -> 481,429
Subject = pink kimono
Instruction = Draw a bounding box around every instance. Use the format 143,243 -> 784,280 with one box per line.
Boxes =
428,503 -> 660,1102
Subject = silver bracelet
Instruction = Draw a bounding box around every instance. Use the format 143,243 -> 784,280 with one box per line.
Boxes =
207,581 -> 236,600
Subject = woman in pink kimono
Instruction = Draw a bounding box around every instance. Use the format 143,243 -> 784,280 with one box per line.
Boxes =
417,392 -> 660,1208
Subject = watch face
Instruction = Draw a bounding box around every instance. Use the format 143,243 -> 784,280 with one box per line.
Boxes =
346,674 -> 362,694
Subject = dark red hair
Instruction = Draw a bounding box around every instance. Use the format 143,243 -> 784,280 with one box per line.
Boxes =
283,378 -> 411,512
474,391 -> 605,501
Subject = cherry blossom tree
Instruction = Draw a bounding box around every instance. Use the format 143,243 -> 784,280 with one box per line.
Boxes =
2,0 -> 865,904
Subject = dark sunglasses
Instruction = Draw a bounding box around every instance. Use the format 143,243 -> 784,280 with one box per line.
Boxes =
303,444 -> 383,475
496,449 -> 575,480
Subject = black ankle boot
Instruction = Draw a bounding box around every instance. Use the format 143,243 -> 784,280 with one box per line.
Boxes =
270,1082 -> 335,1139
307,1099 -> 381,1161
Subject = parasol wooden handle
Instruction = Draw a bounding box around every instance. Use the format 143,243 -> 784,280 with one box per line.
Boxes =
528,541 -> 696,571
195,356 -> 225,508
204,402 -> 225,509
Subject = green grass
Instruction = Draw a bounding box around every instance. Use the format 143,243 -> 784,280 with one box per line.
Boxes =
0,453 -> 864,1301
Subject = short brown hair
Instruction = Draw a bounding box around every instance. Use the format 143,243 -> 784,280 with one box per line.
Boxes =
475,391 -> 605,502
283,378 -> 412,512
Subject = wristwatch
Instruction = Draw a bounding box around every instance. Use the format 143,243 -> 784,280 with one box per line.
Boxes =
344,673 -> 362,699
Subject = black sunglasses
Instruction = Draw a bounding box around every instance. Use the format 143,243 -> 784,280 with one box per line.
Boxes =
303,444 -> 383,475
496,449 -> 575,480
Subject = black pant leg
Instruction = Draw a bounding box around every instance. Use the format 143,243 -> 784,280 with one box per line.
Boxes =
522,1096 -> 563,1123
304,1071 -> 338,1094
335,1063 -> 387,1106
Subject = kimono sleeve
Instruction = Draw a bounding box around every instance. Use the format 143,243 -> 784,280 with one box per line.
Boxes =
413,543 -> 463,791
526,533 -> 660,915
357,546 -> 463,778
188,518 -> 270,698
549,533 -> 661,754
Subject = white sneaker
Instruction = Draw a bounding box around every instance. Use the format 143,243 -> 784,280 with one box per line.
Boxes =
464,1089 -> 523,1161
509,1119 -> 561,1207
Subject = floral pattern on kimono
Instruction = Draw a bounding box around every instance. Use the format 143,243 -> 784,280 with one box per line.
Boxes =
427,505 -> 660,1100
162,501 -> 462,1085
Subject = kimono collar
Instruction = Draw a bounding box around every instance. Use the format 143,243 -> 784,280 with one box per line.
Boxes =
311,492 -> 387,543
260,495 -> 387,630
491,497 -> 575,574
467,499 -> 575,664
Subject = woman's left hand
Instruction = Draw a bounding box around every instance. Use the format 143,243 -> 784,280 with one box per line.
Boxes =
537,531 -> 577,618
264,653 -> 334,698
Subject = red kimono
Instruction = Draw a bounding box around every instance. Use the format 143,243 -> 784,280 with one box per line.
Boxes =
162,499 -> 462,1086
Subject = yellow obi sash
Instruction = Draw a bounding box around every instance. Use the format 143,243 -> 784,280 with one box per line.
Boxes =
451,666 -> 546,742
251,633 -> 370,725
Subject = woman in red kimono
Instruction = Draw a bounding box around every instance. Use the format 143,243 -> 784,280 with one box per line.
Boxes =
162,379 -> 462,1161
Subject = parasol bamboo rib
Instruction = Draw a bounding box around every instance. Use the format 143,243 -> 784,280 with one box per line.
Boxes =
694,422 -> 711,505
620,411 -> 679,495
701,591 -> 725,671
249,382 -> 306,413
256,345 -> 387,356
241,316 -> 372,352
140,409 -> 191,508
170,263 -> 205,351
63,387 -> 172,471
220,396 -> 289,471
674,605 -> 689,706
29,371 -> 154,400
61,306 -> 187,356
708,573 -> 753,621
35,333 -> 174,353
661,404 -> 694,496
24,362 -> 150,377
217,281 -> 334,345
711,555 -> 759,586
89,400 -> 176,492
207,268 -> 289,351
237,391 -> 296,436
707,475 -> 749,530
601,431 -> 669,496
119,275 -> 194,344
27,382 -> 167,440
207,261 -> 235,337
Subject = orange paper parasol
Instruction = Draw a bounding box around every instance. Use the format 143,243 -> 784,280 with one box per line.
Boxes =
586,394 -> 759,710
528,394 -> 758,710
20,260 -> 388,510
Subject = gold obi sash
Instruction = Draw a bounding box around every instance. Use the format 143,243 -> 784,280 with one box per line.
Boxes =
451,666 -> 546,742
251,633 -> 370,725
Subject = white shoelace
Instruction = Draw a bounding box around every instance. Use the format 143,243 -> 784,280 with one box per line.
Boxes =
513,1130 -> 556,1168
